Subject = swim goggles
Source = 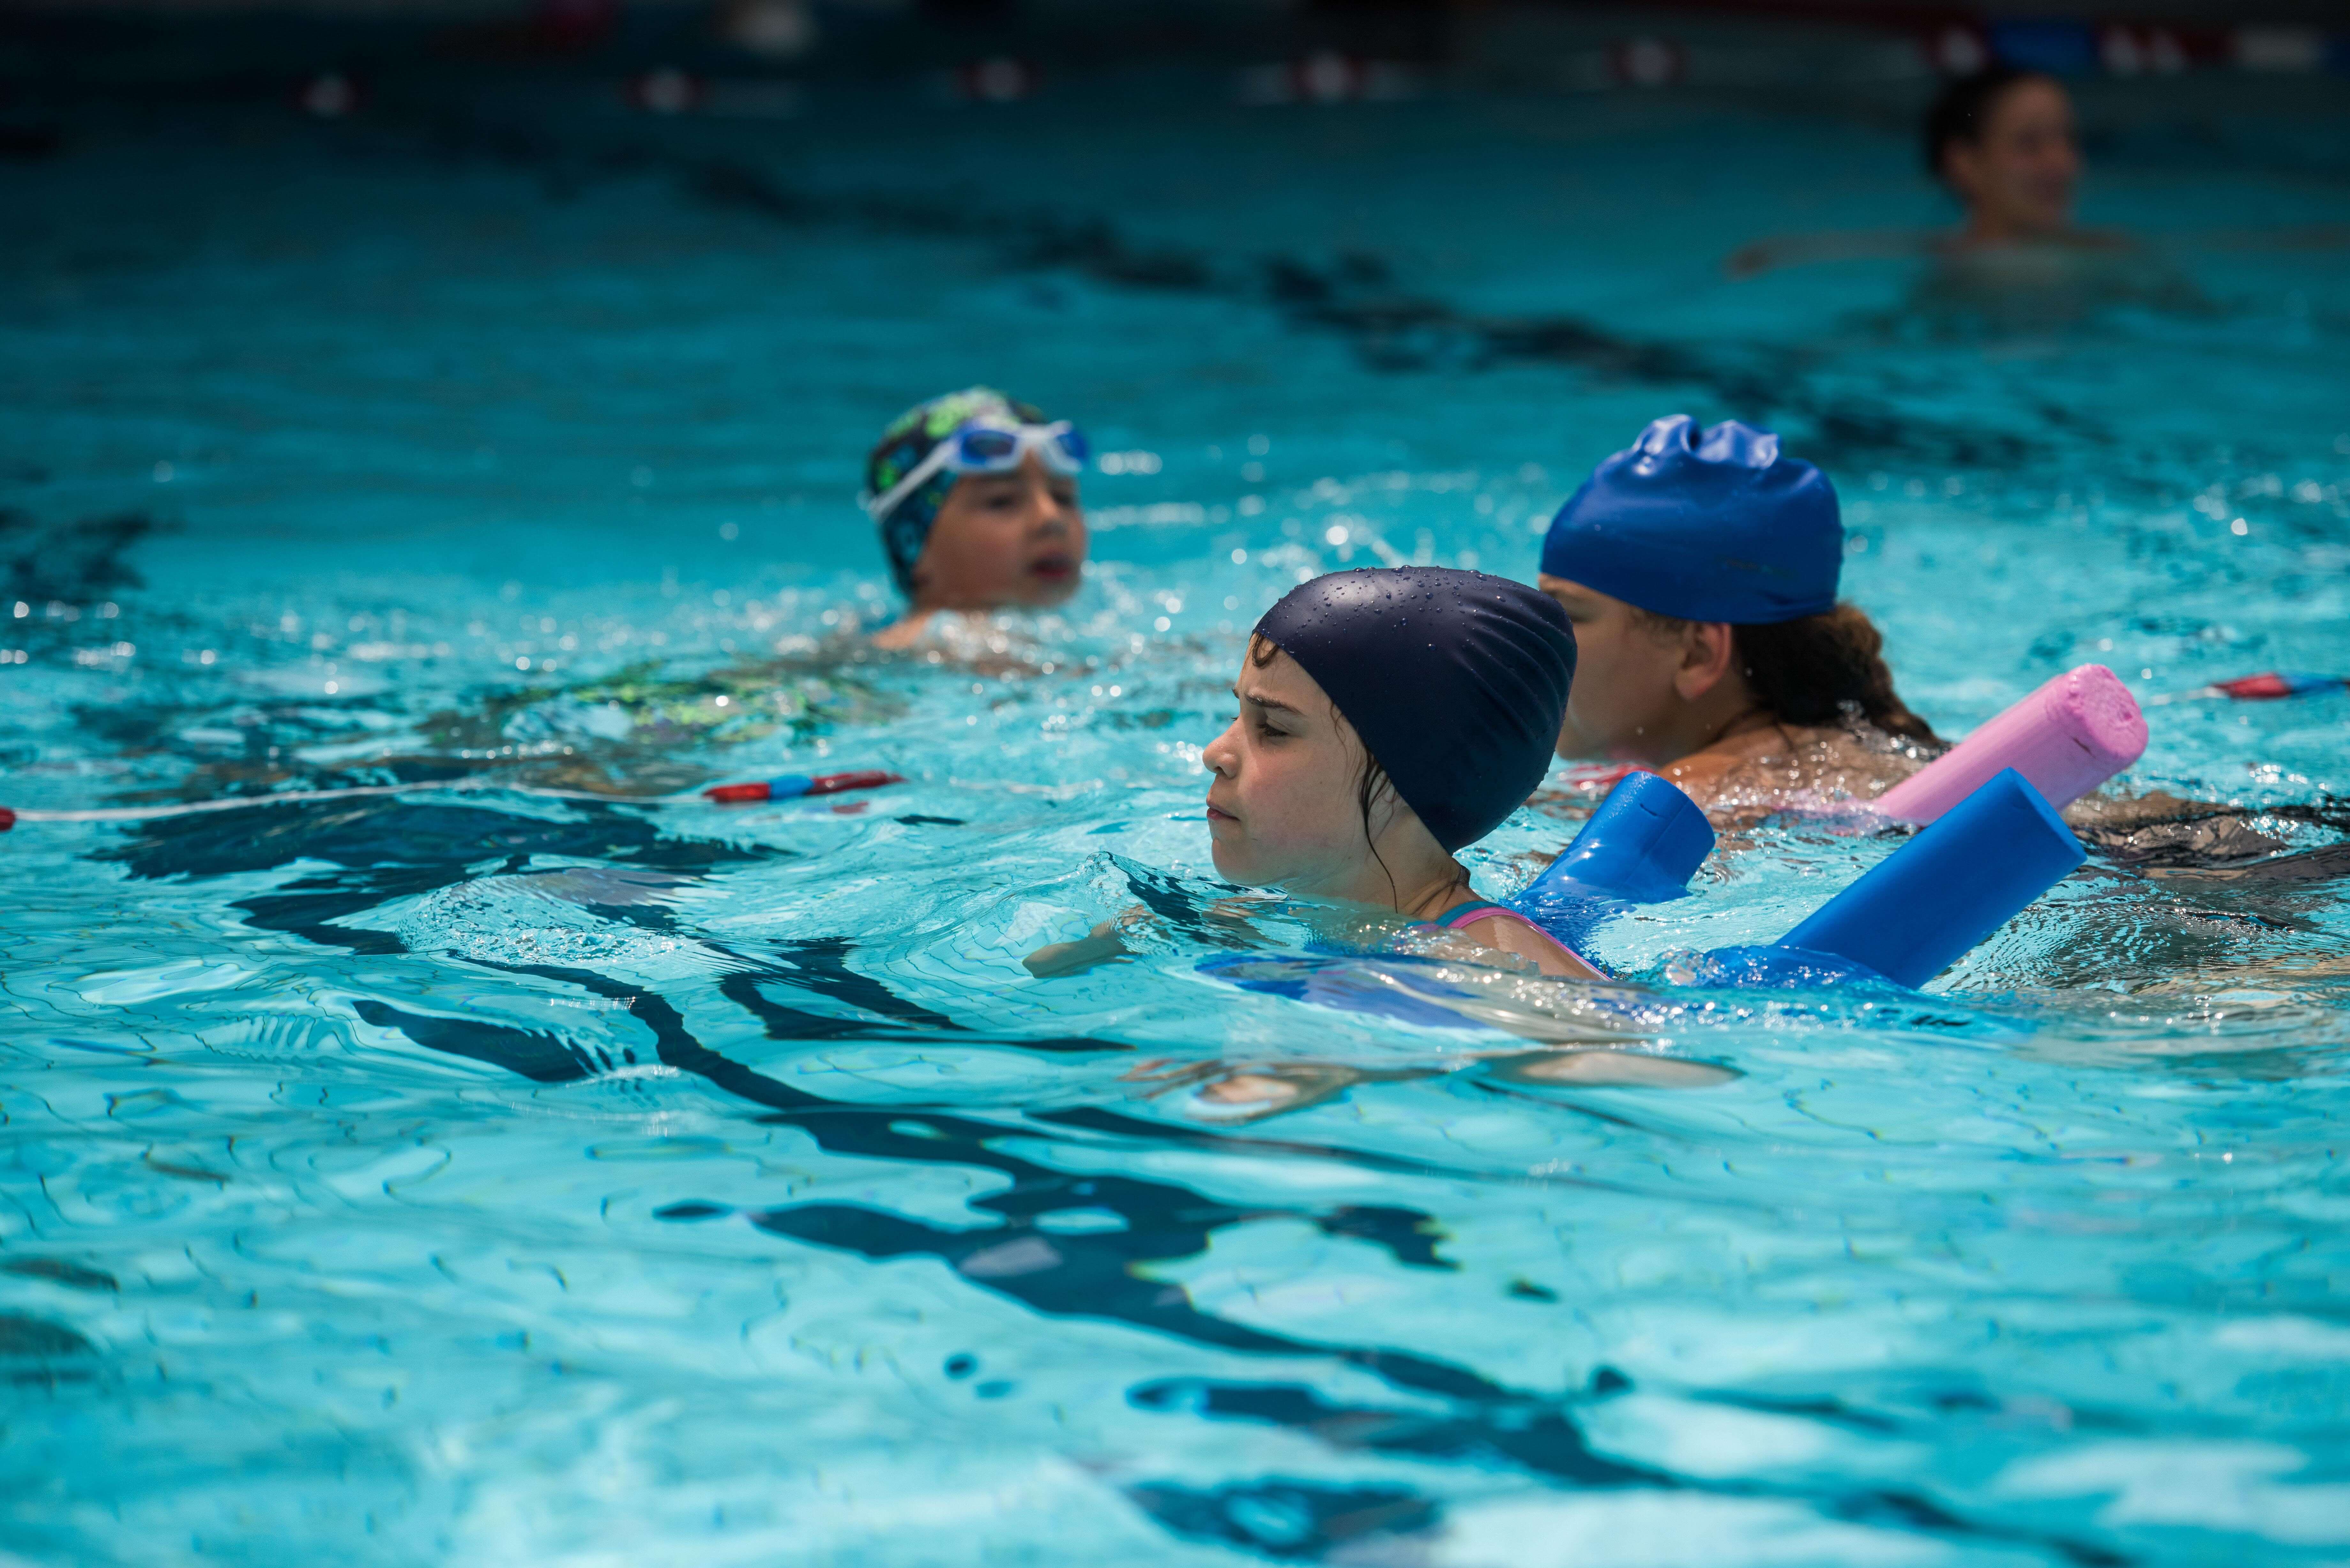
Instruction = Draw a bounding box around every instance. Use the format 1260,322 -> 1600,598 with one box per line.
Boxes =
861,419 -> 1090,520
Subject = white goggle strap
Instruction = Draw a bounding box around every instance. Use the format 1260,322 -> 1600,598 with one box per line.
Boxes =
859,436 -> 961,523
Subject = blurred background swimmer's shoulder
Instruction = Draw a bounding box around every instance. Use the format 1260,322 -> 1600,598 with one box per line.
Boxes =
1895,236 -> 2212,340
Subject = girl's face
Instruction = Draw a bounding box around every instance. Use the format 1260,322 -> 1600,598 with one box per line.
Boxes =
1946,77 -> 2080,239
1201,644 -> 1376,893
910,454 -> 1087,612
1538,574 -> 1694,761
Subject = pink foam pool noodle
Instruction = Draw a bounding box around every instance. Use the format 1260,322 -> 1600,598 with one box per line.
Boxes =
1875,664 -> 2147,825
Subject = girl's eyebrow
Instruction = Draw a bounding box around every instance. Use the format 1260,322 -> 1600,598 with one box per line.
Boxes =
1232,683 -> 1302,715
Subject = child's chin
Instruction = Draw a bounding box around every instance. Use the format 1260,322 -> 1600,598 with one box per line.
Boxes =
1206,842 -> 1256,885
1021,566 -> 1082,603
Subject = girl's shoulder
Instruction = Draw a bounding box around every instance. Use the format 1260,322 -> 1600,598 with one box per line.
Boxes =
1429,898 -> 1604,982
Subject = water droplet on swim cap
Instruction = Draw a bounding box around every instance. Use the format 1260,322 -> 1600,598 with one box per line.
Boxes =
1251,567 -> 1576,852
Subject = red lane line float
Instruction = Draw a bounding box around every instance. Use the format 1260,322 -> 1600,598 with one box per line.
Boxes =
2213,671 -> 2350,701
0,770 -> 904,832
2145,671 -> 2350,705
701,770 -> 905,805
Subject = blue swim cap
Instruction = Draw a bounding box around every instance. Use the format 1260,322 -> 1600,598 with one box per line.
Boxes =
1254,567 -> 1575,854
1540,415 -> 1842,624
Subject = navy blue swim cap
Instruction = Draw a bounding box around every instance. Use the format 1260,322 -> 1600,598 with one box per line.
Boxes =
1540,415 -> 1842,624
1253,567 -> 1575,854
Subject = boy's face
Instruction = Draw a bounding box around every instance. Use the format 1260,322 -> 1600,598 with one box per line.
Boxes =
1537,574 -> 1689,761
909,455 -> 1086,611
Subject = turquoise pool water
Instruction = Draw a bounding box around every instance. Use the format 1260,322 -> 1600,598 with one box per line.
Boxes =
4,58 -> 2350,1566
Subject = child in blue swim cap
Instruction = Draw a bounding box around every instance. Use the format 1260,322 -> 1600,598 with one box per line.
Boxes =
861,387 -> 1090,650
1537,415 -> 1938,808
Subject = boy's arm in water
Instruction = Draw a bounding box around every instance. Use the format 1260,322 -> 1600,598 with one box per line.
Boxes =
1126,1047 -> 1732,1126
1022,918 -> 1129,979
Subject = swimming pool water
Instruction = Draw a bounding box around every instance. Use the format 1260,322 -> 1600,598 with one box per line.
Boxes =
4,55 -> 2350,1566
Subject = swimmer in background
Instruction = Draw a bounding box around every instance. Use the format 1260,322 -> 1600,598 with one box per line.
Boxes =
1536,415 -> 2299,863
1719,67 -> 2342,328
1536,414 -> 1939,816
860,387 -> 1090,651
1727,66 -> 2104,280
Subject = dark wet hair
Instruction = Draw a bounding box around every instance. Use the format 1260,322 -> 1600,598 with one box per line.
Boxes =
1633,603 -> 1941,746
1923,66 -> 2054,184
1252,566 -> 1575,855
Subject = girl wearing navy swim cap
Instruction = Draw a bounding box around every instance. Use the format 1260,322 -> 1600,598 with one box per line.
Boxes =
860,387 -> 1090,651
1536,415 -> 1938,810
1201,567 -> 1604,981
1027,566 -> 1751,1107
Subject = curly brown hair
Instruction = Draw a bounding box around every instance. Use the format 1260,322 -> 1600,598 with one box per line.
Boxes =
1631,604 -> 1941,746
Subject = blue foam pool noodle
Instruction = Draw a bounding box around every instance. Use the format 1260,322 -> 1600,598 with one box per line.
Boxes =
1510,772 -> 1715,951
1533,770 -> 1716,902
1776,767 -> 2085,989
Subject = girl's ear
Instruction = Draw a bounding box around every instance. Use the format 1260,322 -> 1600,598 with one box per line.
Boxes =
1671,621 -> 1737,702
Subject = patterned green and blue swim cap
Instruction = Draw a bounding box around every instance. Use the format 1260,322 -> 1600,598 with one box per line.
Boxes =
863,386 -> 1051,596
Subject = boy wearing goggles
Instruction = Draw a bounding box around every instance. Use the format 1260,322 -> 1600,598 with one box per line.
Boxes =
860,387 -> 1090,650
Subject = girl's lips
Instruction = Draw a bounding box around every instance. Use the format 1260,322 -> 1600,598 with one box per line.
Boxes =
1028,554 -> 1077,581
1205,803 -> 1237,823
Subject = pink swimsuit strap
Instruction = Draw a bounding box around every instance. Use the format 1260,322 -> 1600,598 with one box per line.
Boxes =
1429,899 -> 1596,973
